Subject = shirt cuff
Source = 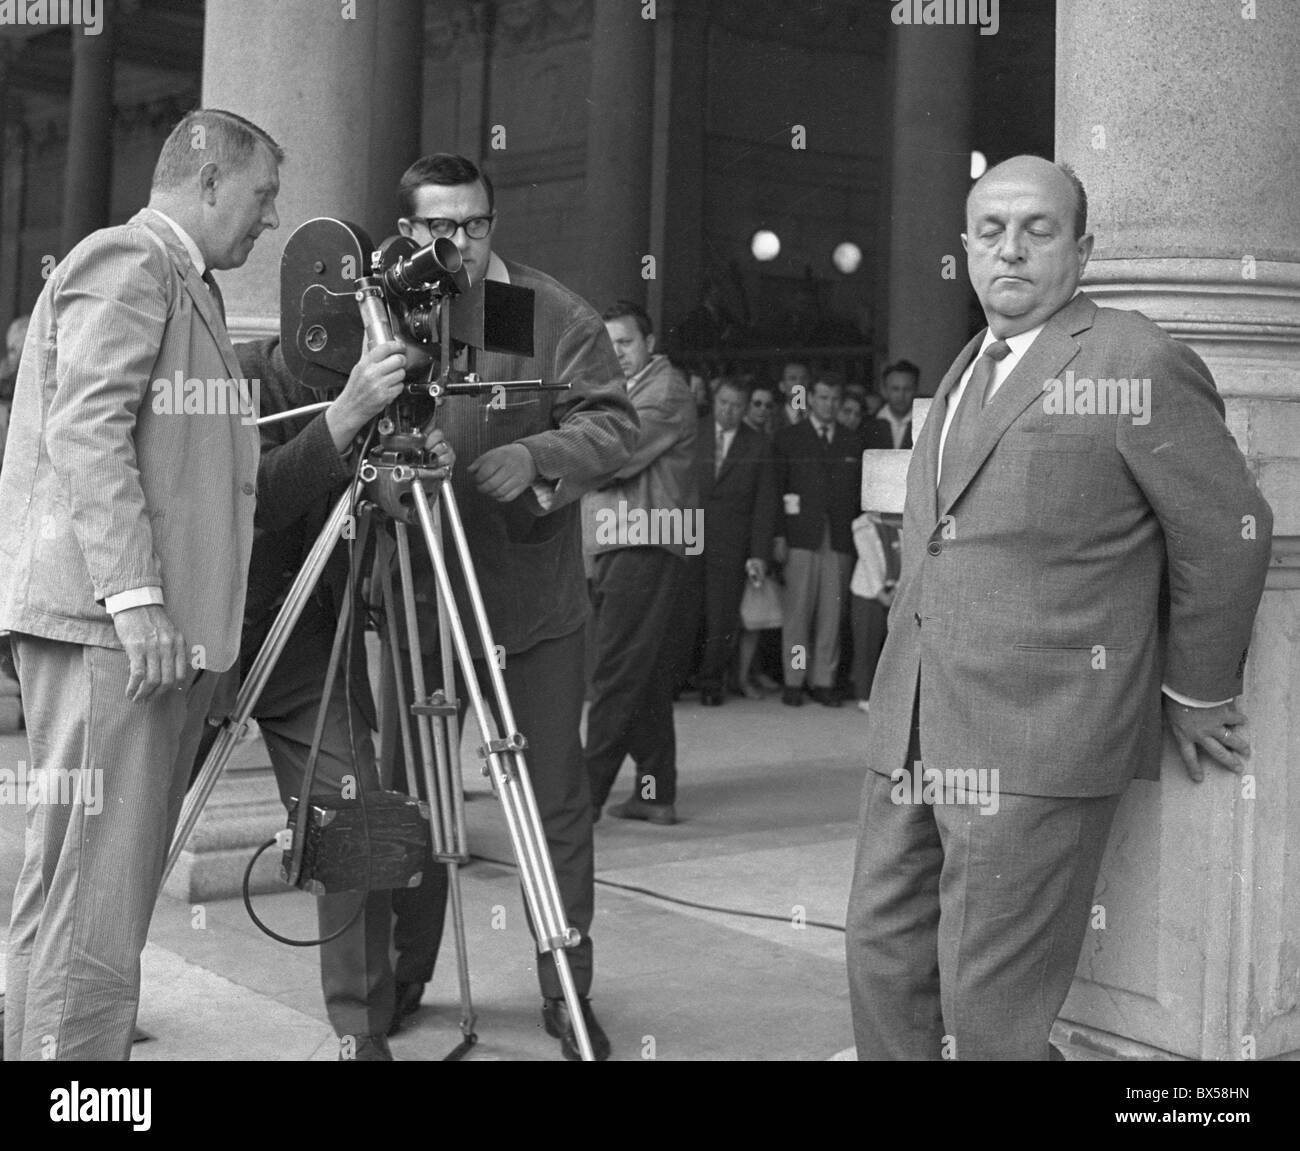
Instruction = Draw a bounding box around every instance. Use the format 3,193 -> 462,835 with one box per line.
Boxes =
1162,685 -> 1233,708
530,479 -> 560,512
105,586 -> 165,615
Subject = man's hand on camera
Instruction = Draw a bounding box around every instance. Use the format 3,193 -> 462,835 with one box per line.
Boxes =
422,428 -> 455,481
469,443 -> 538,502
112,603 -> 189,702
326,340 -> 407,452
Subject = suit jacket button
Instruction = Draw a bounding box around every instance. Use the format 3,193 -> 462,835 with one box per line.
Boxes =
926,540 -> 942,556
242,482 -> 255,495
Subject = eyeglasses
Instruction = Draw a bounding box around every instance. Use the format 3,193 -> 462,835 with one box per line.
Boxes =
415,214 -> 495,240
750,399 -> 775,409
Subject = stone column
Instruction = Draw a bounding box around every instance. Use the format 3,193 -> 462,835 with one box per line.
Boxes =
1054,0 -> 1300,1061
884,23 -> 975,396
167,0 -> 424,901
581,0 -> 656,312
646,0 -> 708,339
60,2 -> 116,255
201,0 -> 424,340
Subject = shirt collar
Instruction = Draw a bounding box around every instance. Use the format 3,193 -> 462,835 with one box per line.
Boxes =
485,251 -> 510,284
150,209 -> 205,277
809,414 -> 834,438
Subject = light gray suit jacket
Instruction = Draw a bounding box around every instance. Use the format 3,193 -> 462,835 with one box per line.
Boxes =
864,293 -> 1273,797
0,208 -> 259,672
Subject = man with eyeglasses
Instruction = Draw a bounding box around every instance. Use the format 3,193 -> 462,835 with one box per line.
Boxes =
743,383 -> 778,437
378,154 -> 638,1060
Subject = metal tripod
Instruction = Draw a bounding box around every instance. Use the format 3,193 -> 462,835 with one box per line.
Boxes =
164,454 -> 595,1062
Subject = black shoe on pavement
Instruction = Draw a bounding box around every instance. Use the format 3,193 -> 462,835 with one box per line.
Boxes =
809,687 -> 842,708
542,996 -> 611,1061
700,689 -> 724,706
782,686 -> 804,707
607,797 -> 677,825
387,980 -> 426,1036
341,1034 -> 394,1061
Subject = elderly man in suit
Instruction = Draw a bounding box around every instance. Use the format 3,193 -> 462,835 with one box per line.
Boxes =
378,155 -> 638,1060
772,374 -> 865,707
681,377 -> 777,706
844,155 -> 1272,1061
0,109 -> 280,1060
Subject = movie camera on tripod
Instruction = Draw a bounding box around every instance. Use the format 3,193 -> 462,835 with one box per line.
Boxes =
167,217 -> 595,1060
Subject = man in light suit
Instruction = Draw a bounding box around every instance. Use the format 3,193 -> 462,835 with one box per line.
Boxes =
844,156 -> 1272,1060
0,109 -> 281,1060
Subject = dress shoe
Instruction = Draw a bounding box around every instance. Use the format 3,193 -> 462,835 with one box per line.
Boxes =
782,686 -> 804,707
341,1034 -> 394,1061
741,681 -> 764,700
809,686 -> 842,708
754,672 -> 781,691
700,689 -> 724,706
386,980 -> 425,1036
542,996 -> 611,1061
607,797 -> 677,825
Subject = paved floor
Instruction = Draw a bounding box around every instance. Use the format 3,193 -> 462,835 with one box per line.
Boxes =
0,692 -> 867,1062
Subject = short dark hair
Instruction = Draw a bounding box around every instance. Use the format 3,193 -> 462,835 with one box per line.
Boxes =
397,153 -> 495,218
1055,161 -> 1088,240
602,300 -> 653,339
812,371 -> 844,394
882,359 -> 921,388
714,375 -> 750,401
152,109 -> 283,191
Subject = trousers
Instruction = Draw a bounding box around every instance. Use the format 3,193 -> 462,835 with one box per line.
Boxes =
5,634 -> 216,1060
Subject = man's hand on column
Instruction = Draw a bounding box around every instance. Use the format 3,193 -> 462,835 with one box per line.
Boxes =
1163,698 -> 1252,782
112,603 -> 189,702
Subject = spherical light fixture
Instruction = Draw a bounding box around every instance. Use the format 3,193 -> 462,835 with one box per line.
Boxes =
832,241 -> 863,274
751,229 -> 780,261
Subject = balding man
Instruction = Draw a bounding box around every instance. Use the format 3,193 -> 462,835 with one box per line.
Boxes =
0,109 -> 281,1060
844,155 -> 1272,1060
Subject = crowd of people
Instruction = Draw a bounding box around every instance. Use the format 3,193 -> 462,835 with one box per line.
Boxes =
661,353 -> 921,718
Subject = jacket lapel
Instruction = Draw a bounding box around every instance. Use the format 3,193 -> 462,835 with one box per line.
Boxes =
936,295 -> 1096,519
135,209 -> 244,382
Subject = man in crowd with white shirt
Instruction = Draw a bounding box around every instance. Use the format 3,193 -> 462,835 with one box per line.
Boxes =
0,109 -> 280,1060
844,155 -> 1272,1060
865,359 -> 919,450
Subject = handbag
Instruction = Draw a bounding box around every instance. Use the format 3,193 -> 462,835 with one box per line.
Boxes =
740,576 -> 783,631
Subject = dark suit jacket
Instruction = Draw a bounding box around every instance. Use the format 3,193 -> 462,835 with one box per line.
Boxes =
864,293 -> 1273,797
864,416 -> 912,450
772,419 -> 864,555
695,420 -> 777,566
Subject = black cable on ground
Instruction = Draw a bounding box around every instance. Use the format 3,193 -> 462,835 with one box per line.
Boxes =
467,852 -> 846,934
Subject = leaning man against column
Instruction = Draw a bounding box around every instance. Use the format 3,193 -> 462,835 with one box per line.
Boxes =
0,109 -> 282,1061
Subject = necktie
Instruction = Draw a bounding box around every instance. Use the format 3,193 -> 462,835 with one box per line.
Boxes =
938,339 -> 1011,508
715,427 -> 727,476
202,269 -> 227,326
818,423 -> 830,447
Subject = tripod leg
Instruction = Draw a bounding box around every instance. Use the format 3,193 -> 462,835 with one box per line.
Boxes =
164,484 -> 360,886
409,481 -> 596,1061
392,520 -> 478,1054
